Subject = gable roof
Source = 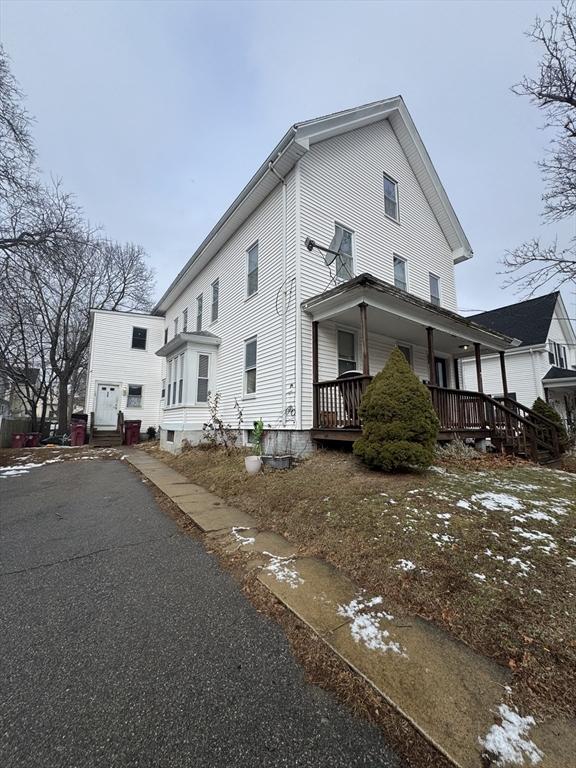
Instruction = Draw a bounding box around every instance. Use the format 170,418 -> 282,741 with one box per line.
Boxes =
543,365 -> 576,381
154,96 -> 472,313
467,293 -> 560,348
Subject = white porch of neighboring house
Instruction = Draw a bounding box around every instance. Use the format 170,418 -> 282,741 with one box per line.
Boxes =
302,274 -> 523,446
543,367 -> 576,430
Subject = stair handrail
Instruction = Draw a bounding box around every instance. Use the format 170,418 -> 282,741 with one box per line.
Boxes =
495,396 -> 561,458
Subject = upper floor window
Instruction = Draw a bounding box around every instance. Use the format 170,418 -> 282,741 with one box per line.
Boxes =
174,316 -> 178,337
211,278 -> 219,322
332,224 -> 354,282
244,337 -> 257,394
182,308 -> 188,332
164,328 -> 168,345
337,330 -> 357,376
196,294 -> 203,332
551,341 -> 568,368
398,345 -> 413,368
131,327 -> 147,350
383,174 -> 399,222
393,254 -> 407,292
247,242 -> 258,297
127,384 -> 143,408
429,273 -> 440,307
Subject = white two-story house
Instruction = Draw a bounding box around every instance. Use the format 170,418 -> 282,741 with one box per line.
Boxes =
461,292 -> 576,429
89,97 -> 564,458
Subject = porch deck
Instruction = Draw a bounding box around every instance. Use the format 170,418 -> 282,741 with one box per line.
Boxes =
311,376 -> 562,462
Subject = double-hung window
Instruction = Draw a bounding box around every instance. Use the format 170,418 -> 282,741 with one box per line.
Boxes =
131,327 -> 147,350
166,360 -> 172,406
174,317 -> 179,337
337,330 -> 357,376
552,342 -> 567,368
197,353 -> 209,402
331,224 -> 354,282
177,354 -> 184,403
244,337 -> 257,395
393,255 -> 407,291
398,345 -> 413,367
383,174 -> 399,221
247,242 -> 258,297
196,294 -> 203,332
211,278 -> 219,322
127,385 -> 142,408
182,308 -> 188,332
429,273 -> 440,307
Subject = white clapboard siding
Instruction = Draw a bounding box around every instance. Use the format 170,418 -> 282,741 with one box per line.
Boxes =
298,118 -> 461,428
85,311 -> 164,430
161,169 -> 298,432
461,349 -> 549,407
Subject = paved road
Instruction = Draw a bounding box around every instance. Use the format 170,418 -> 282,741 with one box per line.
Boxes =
0,460 -> 402,768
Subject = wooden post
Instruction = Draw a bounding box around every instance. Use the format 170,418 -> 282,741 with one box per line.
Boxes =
359,303 -> 370,375
453,358 -> 460,390
499,351 -> 509,398
427,327 -> 437,385
474,343 -> 484,394
312,321 -> 319,428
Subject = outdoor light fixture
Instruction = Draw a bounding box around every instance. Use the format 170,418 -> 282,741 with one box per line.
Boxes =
459,344 -> 470,351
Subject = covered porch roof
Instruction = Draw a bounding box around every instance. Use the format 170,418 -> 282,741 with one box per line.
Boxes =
301,273 -> 519,357
543,366 -> 576,390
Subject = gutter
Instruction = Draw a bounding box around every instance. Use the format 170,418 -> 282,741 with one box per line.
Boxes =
154,126 -> 298,313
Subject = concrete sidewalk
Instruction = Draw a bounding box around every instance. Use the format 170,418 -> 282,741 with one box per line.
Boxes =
126,449 -> 572,768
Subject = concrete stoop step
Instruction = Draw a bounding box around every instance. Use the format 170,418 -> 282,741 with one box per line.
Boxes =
124,450 -> 573,768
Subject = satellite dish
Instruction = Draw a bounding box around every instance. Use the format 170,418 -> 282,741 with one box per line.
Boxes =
324,250 -> 337,266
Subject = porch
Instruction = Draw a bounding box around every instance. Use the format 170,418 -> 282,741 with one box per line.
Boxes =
303,274 -> 562,461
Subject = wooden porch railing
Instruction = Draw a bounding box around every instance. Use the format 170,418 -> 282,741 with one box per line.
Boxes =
313,377 -> 562,461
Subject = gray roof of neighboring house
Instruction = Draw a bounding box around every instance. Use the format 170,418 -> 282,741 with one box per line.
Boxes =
467,292 -> 559,348
543,366 -> 576,381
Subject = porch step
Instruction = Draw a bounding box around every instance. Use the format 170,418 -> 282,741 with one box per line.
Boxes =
90,429 -> 123,448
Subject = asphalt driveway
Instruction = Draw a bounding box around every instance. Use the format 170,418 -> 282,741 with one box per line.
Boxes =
0,459 -> 402,768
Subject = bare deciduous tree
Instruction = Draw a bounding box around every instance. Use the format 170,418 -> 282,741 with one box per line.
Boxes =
504,0 -> 576,293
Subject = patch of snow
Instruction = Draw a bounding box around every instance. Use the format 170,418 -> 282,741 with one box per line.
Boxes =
436,513 -> 451,520
431,532 -> 456,547
484,549 -> 505,562
456,499 -> 472,510
429,466 -> 447,474
231,526 -> 255,546
472,573 -> 486,581
263,553 -> 303,589
471,492 -> 524,512
511,511 -> 558,526
395,559 -> 416,571
511,527 -> 557,553
567,557 -> 576,568
507,557 -> 533,575
338,596 -> 405,656
479,704 -> 543,766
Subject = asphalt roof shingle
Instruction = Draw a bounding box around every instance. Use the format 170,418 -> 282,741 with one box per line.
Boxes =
468,292 -> 559,347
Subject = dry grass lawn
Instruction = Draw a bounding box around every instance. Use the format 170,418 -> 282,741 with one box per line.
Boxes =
142,442 -> 576,722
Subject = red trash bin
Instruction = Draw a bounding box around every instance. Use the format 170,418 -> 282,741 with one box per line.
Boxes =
124,420 -> 141,446
11,433 -> 27,449
70,421 -> 86,447
25,432 -> 41,448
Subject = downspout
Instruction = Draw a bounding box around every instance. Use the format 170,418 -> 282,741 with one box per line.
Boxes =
268,160 -> 288,427
294,162 -> 302,431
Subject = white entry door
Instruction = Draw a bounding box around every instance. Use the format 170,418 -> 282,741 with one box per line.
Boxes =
95,384 -> 120,426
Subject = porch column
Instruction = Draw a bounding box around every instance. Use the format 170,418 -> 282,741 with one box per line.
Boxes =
359,302 -> 370,375
499,351 -> 509,398
474,343 -> 484,394
426,327 -> 437,385
312,320 -> 319,428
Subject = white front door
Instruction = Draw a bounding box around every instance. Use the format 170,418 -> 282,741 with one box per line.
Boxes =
95,384 -> 120,426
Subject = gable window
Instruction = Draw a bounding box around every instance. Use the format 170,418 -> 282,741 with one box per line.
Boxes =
429,273 -> 441,307
244,337 -> 257,394
552,342 -> 567,368
131,327 -> 147,350
383,174 -> 399,221
211,278 -> 219,322
330,224 -> 354,282
127,384 -> 143,408
197,353 -> 210,402
196,294 -> 203,332
393,255 -> 407,291
183,308 -> 188,332
247,242 -> 258,297
337,330 -> 357,376
174,317 -> 178,337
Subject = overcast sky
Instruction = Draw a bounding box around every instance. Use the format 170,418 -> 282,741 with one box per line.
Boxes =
1,0 -> 574,317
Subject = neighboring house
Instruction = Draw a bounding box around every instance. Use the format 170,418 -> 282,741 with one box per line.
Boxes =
87,96 -> 544,455
85,310 -> 164,432
461,292 -> 576,428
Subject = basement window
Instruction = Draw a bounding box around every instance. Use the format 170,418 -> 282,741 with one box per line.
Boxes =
166,430 -> 175,443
